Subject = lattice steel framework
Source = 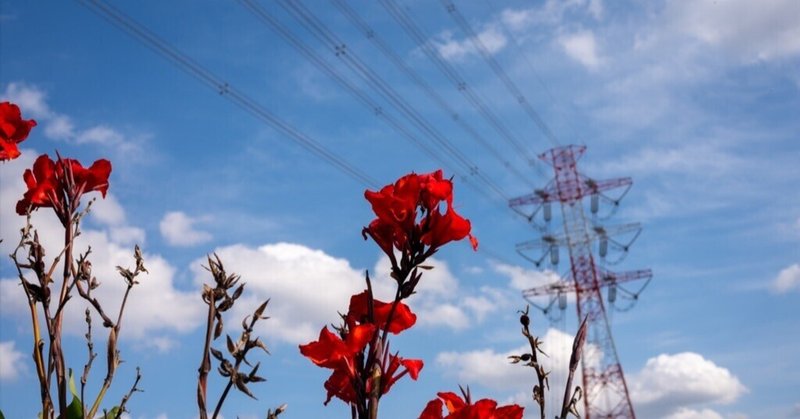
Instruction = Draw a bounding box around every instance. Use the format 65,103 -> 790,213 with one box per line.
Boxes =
510,145 -> 652,419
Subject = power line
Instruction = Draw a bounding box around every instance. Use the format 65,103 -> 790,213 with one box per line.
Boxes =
440,0 -> 560,147
237,0 -> 511,205
378,0 -> 548,179
75,0 -> 379,188
330,0 -> 537,189
481,0 -> 586,146
276,0 -> 514,201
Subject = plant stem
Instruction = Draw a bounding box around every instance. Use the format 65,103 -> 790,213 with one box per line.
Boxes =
197,301 -> 217,419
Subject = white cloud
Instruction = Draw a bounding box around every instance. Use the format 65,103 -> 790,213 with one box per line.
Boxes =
789,403 -> 800,418
438,344 -> 745,419
92,193 -> 127,226
493,263 -> 561,291
1,82 -> 51,118
159,211 -> 212,247
372,255 -> 509,331
0,341 -> 26,381
75,125 -> 125,145
2,82 -> 142,153
559,30 -> 602,70
500,0 -> 600,30
629,352 -> 747,418
435,328 -> 580,417
771,264 -> 800,293
0,153 -> 202,344
666,0 -> 800,62
44,114 -> 76,140
663,408 -> 724,419
189,243 -> 366,345
433,27 -> 507,62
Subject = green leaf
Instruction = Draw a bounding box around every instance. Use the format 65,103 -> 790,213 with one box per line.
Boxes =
65,395 -> 83,419
1,409 -> 6,419
68,368 -> 80,400
103,406 -> 120,419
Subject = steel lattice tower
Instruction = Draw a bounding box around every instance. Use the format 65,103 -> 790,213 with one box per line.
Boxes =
510,145 -> 652,419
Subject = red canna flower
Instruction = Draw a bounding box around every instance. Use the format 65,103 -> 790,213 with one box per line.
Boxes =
380,352 -> 423,395
363,170 -> 477,268
15,154 -> 58,214
421,206 -> 477,251
346,291 -> 416,335
419,391 -> 524,419
299,324 -> 375,370
0,101 -> 37,161
15,154 -> 112,221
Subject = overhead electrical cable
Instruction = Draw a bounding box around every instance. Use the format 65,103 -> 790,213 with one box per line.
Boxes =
378,0 -> 547,178
275,0 -> 513,201
440,0 -> 561,147
236,0 -> 511,205
481,0 -> 586,146
75,0 -> 379,188
330,0 -> 536,189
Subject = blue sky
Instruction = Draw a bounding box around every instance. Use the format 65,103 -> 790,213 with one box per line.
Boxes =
1,0 -> 799,418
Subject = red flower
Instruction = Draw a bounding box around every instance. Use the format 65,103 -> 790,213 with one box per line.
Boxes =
299,324 -> 375,370
419,391 -> 524,419
0,101 -> 37,161
363,170 -> 477,262
421,206 -> 478,251
380,353 -> 423,395
347,291 -> 416,334
15,154 -> 111,217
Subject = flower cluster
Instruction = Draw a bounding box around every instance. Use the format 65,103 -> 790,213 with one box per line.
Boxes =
16,154 -> 111,223
300,290 -> 423,406
420,390 -> 524,419
1,101 -> 37,161
362,170 -> 477,269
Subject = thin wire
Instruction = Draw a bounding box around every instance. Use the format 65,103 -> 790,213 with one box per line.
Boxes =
480,0 -> 584,146
378,0 -> 548,179
440,0 -> 561,147
76,0 -> 379,188
278,0 -> 512,201
331,0 -> 537,189
237,0 -> 511,206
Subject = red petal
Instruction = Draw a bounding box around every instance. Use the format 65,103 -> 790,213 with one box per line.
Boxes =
437,392 -> 467,413
495,404 -> 524,419
401,358 -> 423,380
347,291 -> 416,334
419,399 -> 444,419
299,326 -> 348,369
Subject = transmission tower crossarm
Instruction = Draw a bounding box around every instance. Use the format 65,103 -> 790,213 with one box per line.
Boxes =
522,268 -> 651,298
508,185 -> 559,208
583,176 -> 633,194
598,268 -> 652,285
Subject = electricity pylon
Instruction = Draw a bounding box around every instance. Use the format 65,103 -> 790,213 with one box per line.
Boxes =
510,145 -> 652,419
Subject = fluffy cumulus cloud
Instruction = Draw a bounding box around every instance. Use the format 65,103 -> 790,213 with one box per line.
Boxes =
436,328 -> 582,417
771,263 -> 800,293
0,341 -> 26,381
0,153 -> 202,352
189,243 -> 365,344
437,344 -> 745,419
629,352 -> 747,418
372,255 -> 510,331
159,211 -> 213,247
